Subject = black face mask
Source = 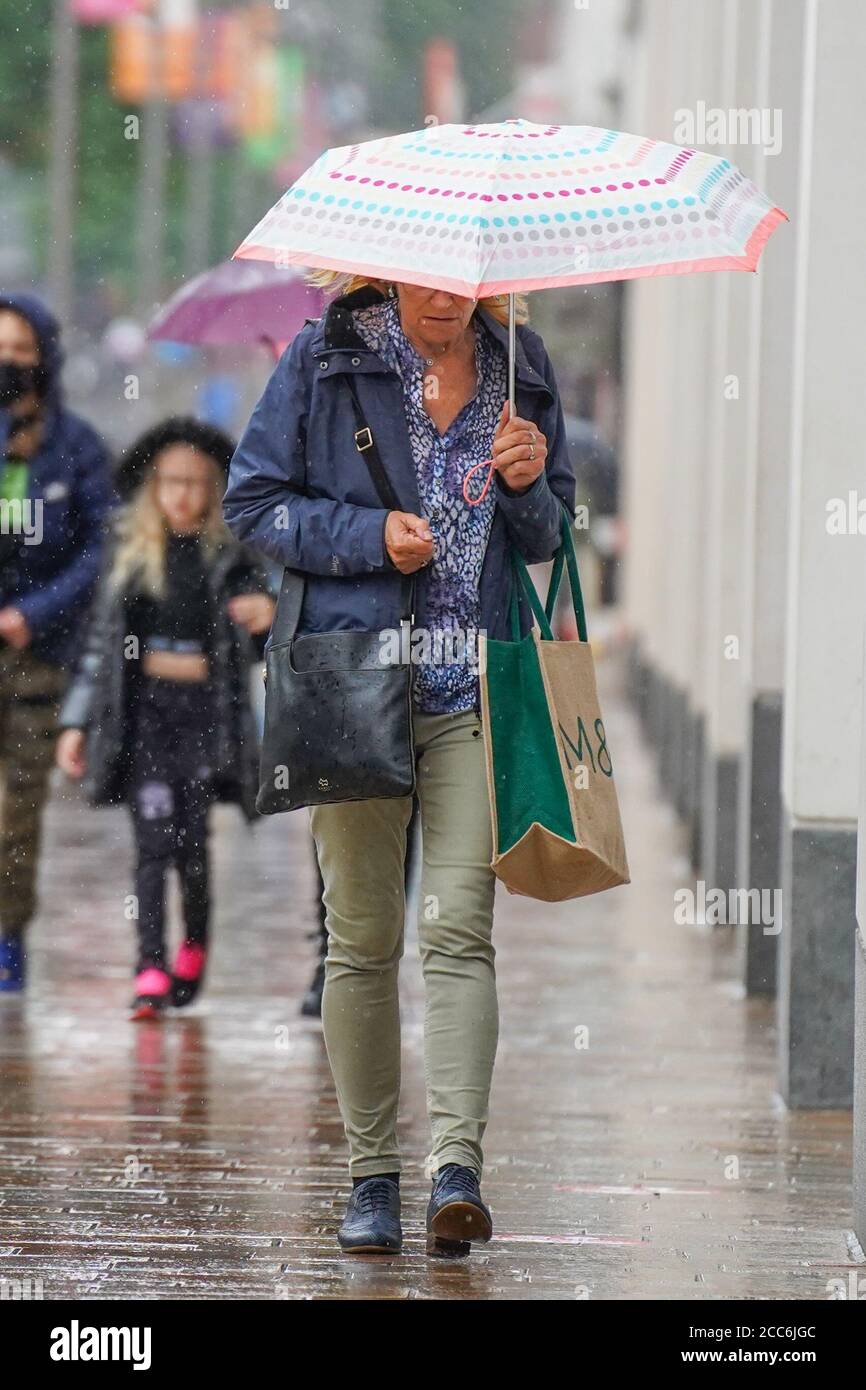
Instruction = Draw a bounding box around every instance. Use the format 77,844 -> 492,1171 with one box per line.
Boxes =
0,362 -> 46,406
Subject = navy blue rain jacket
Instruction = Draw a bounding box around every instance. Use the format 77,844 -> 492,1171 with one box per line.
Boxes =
0,293 -> 113,667
222,286 -> 576,646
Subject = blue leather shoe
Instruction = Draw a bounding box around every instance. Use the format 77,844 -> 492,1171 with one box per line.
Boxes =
426,1163 -> 493,1257
0,937 -> 25,993
337,1177 -> 402,1253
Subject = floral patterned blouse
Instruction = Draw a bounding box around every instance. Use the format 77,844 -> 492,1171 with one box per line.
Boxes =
353,296 -> 507,714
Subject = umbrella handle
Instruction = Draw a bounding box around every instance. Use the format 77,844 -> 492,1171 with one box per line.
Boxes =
463,456 -> 495,507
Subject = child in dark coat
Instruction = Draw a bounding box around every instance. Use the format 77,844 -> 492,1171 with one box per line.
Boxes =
56,418 -> 274,1019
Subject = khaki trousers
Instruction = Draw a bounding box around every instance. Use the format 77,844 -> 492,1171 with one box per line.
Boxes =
310,708 -> 498,1179
0,644 -> 66,935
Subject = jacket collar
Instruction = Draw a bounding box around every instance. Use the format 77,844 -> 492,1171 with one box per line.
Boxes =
311,285 -> 388,354
308,286 -> 551,397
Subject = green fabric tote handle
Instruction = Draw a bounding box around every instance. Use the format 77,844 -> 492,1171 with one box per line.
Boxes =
509,507 -> 588,644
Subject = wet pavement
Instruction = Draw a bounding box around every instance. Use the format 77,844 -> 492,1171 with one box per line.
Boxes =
0,641 -> 856,1300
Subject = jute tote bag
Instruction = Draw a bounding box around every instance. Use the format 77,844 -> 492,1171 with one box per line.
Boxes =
479,510 -> 630,902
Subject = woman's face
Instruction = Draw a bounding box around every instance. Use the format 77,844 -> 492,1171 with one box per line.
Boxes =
0,309 -> 40,367
395,283 -> 476,352
153,444 -> 215,534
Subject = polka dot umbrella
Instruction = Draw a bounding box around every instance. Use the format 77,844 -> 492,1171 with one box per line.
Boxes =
233,118 -> 787,496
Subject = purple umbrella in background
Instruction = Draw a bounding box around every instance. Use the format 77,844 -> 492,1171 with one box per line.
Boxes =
146,258 -> 323,360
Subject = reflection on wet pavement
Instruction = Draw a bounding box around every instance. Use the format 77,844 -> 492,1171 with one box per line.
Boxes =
0,649 -> 854,1299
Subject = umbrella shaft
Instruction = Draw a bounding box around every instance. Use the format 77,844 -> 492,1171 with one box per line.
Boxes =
508,292 -> 516,416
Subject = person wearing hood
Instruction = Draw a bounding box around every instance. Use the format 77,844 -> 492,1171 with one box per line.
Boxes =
0,293 -> 113,991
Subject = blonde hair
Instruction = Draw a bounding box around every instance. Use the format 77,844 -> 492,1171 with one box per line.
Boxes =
110,454 -> 228,599
304,270 -> 529,327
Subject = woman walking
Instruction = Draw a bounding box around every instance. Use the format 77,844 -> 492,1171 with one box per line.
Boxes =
56,418 -> 273,1019
224,280 -> 575,1256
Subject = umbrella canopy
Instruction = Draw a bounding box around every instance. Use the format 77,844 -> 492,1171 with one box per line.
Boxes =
146,258 -> 323,350
233,118 -> 787,298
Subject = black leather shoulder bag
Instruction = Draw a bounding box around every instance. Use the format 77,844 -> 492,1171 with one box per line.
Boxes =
256,376 -> 416,815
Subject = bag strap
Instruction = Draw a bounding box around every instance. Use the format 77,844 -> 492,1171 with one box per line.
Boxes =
510,551 -> 554,641
270,567 -> 306,646
543,508 -> 588,642
271,373 -> 414,646
508,505 -> 588,644
343,374 -> 415,623
343,374 -> 404,512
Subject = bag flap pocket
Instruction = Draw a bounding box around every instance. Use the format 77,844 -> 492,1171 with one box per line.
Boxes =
287,630 -> 399,673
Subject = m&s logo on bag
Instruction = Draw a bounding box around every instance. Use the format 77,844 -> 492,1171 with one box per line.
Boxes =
557,716 -> 614,787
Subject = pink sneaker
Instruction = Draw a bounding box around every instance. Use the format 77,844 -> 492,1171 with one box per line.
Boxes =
170,941 -> 207,1008
130,966 -> 172,1021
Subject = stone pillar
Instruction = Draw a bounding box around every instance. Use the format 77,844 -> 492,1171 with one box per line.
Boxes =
670,0 -> 723,870
620,0 -> 675,752
856,631 -> 866,1244
736,0 -> 807,996
777,0 -> 866,1108
657,0 -> 710,838
698,0 -> 748,893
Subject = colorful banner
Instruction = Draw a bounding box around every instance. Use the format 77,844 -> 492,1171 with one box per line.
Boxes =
109,11 -> 216,104
71,0 -> 147,22
423,37 -> 464,125
243,45 -> 305,170
106,1 -> 307,171
110,7 -> 260,106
